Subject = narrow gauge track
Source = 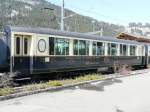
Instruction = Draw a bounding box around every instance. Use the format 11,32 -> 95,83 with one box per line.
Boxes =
13,69 -> 98,87
0,68 -> 149,101
0,66 -> 147,88
13,65 -> 146,87
13,68 -> 150,92
1,69 -> 104,88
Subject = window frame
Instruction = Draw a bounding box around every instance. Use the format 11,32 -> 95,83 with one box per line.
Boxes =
73,39 -> 90,56
14,35 -> 31,56
78,40 -> 87,55
130,45 -> 137,56
73,39 -> 79,55
49,37 -> 55,55
54,37 -> 70,56
97,42 -> 105,56
92,41 -> 97,56
16,36 -> 21,55
120,44 -> 128,56
108,43 -> 117,56
38,39 -> 47,53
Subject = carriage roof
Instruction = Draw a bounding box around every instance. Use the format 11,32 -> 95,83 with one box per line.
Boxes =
4,26 -> 143,45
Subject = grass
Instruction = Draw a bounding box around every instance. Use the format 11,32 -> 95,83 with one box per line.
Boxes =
75,74 -> 104,81
25,83 -> 48,91
0,87 -> 14,96
0,73 -> 104,96
61,74 -> 104,85
46,81 -> 63,87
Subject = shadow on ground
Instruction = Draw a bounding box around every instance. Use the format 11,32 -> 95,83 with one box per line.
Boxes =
78,78 -> 123,91
116,108 -> 124,112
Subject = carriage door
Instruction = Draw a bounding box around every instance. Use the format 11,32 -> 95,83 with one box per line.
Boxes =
14,35 -> 31,73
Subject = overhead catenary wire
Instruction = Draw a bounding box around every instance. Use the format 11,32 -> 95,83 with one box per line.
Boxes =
48,0 -> 125,25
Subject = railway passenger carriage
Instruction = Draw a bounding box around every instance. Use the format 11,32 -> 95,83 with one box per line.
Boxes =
0,26 -> 149,78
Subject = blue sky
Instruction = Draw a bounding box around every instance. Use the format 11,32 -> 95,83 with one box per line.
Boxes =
47,0 -> 150,26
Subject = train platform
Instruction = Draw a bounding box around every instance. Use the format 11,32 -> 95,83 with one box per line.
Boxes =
0,70 -> 150,112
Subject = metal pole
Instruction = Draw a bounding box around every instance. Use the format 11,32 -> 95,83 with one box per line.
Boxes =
75,17 -> 77,32
61,0 -> 64,31
92,20 -> 95,32
7,0 -> 12,25
43,8 -> 55,28
100,28 -> 103,37
93,23 -> 95,32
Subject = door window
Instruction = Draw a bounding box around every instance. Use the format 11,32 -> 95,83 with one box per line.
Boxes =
16,37 -> 21,55
15,35 -> 31,56
24,38 -> 28,55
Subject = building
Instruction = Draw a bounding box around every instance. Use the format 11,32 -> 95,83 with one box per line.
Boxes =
117,32 -> 150,43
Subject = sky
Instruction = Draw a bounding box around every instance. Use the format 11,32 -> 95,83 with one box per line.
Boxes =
47,0 -> 150,26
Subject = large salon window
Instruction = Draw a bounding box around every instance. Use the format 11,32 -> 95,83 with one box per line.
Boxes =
79,40 -> 86,55
130,45 -> 136,56
73,40 -> 78,55
120,44 -> 127,56
92,42 -> 97,55
108,43 -> 117,56
73,40 -> 89,55
16,37 -> 20,55
55,38 -> 69,55
97,42 -> 104,55
111,43 -> 117,56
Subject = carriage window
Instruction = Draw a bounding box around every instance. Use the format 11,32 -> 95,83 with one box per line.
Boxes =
120,44 -> 123,56
24,38 -> 28,55
55,38 -> 65,55
65,39 -> 69,55
111,43 -> 117,56
79,40 -> 86,55
73,40 -> 78,55
120,44 -> 127,56
97,42 -> 104,55
49,37 -> 54,55
130,45 -> 136,56
138,46 -> 143,56
108,43 -> 117,56
86,41 -> 89,55
16,37 -> 20,55
141,46 -> 144,56
108,43 -> 110,56
55,38 -> 69,55
92,42 -> 97,55
73,40 -> 89,55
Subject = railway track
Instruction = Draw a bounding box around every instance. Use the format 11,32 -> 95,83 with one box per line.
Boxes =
0,68 -> 150,89
12,68 -> 150,92
0,68 -> 150,101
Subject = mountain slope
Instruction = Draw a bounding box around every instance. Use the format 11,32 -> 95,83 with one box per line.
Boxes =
0,0 -> 125,36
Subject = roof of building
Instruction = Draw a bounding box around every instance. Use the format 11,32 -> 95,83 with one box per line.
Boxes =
117,32 -> 150,43
4,26 -> 143,45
